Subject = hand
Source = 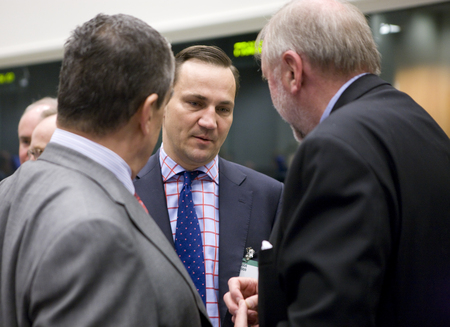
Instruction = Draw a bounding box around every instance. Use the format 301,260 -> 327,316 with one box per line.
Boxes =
224,277 -> 259,326
234,299 -> 257,327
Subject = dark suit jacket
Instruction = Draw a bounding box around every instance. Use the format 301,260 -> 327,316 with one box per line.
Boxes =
134,150 -> 283,324
259,74 -> 450,327
0,143 -> 211,327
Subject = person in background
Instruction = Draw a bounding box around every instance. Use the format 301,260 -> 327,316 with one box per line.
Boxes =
0,13 -> 211,327
134,45 -> 283,327
224,0 -> 450,326
17,97 -> 57,164
28,112 -> 57,161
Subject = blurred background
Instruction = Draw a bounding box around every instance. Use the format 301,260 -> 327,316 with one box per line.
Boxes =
1,0 -> 449,181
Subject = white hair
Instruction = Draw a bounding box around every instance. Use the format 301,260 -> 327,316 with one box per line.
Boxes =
257,0 -> 381,76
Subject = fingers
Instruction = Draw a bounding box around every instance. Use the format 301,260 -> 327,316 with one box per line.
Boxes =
234,300 -> 249,327
224,291 -> 239,315
225,277 -> 260,325
245,295 -> 259,326
225,277 -> 257,315
228,277 -> 258,301
245,294 -> 258,311
227,277 -> 244,302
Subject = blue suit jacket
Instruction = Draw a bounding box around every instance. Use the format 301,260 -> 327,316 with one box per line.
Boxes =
134,149 -> 283,324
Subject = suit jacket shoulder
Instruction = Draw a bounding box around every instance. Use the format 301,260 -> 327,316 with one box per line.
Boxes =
0,144 -> 211,327
262,74 -> 450,326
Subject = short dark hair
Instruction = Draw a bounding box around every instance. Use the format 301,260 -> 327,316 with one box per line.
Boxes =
57,14 -> 175,136
174,45 -> 240,96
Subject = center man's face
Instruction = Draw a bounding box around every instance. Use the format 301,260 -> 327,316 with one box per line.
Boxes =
162,59 -> 236,171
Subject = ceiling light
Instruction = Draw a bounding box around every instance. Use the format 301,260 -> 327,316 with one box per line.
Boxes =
380,23 -> 401,35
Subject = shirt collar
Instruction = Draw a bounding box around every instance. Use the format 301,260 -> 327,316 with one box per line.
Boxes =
159,144 -> 219,185
50,128 -> 135,194
320,73 -> 368,123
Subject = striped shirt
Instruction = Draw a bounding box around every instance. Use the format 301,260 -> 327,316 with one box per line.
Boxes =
159,146 -> 221,327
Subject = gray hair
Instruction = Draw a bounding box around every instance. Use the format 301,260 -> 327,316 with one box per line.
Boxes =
256,0 -> 381,76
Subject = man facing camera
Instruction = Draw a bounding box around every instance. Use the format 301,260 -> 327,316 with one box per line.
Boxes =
134,45 -> 283,327
0,14 -> 211,327
17,97 -> 57,164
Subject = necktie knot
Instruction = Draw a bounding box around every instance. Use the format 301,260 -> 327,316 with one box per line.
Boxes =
183,170 -> 200,188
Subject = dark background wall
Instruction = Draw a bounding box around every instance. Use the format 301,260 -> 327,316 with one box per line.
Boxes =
0,63 -> 60,154
2,1 -> 450,180
0,32 -> 297,180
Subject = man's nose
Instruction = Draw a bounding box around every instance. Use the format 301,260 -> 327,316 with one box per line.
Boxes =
198,106 -> 217,130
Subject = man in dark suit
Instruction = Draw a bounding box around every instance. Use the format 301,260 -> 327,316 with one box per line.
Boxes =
134,45 -> 283,327
0,14 -> 211,327
224,0 -> 450,326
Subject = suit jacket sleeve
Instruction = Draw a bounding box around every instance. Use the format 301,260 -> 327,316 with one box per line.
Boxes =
28,219 -> 159,326
276,132 -> 391,326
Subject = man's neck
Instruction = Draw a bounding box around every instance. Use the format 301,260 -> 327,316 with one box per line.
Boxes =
58,125 -> 147,179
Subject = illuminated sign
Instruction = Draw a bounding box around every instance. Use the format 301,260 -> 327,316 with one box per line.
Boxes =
0,72 -> 15,85
233,41 -> 262,58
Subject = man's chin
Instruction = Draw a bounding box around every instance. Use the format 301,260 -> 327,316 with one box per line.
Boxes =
292,126 -> 305,142
186,150 -> 216,168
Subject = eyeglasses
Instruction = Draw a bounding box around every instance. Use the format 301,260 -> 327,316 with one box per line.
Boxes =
27,148 -> 44,161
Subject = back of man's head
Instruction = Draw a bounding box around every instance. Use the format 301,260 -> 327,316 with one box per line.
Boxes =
57,14 -> 175,137
174,45 -> 240,96
257,0 -> 381,76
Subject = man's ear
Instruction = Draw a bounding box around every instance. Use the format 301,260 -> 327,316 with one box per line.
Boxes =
281,50 -> 303,94
139,93 -> 159,135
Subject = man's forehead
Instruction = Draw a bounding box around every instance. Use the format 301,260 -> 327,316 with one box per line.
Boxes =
178,59 -> 234,81
175,62 -> 236,96
187,92 -> 234,106
27,104 -> 52,116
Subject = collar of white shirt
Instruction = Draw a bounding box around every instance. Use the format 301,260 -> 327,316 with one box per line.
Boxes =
50,128 -> 135,194
320,73 -> 368,123
159,144 -> 219,185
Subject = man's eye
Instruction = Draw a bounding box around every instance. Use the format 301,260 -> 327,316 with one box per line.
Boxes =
188,101 -> 200,107
218,107 -> 231,113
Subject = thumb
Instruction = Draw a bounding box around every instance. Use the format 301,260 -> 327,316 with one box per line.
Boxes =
245,294 -> 258,310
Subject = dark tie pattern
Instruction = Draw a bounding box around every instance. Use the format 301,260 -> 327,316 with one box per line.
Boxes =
175,171 -> 206,305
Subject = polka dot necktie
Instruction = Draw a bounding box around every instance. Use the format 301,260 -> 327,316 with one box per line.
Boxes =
175,171 -> 206,305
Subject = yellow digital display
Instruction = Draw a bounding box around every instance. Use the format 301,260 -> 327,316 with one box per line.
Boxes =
233,41 -> 262,58
0,72 -> 15,85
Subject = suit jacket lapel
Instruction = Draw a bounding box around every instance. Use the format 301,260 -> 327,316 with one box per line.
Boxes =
218,157 -> 253,319
121,192 -> 210,318
332,74 -> 391,113
134,149 -> 174,246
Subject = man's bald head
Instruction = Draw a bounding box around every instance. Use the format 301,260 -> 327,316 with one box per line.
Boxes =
28,114 -> 57,161
18,97 -> 57,164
